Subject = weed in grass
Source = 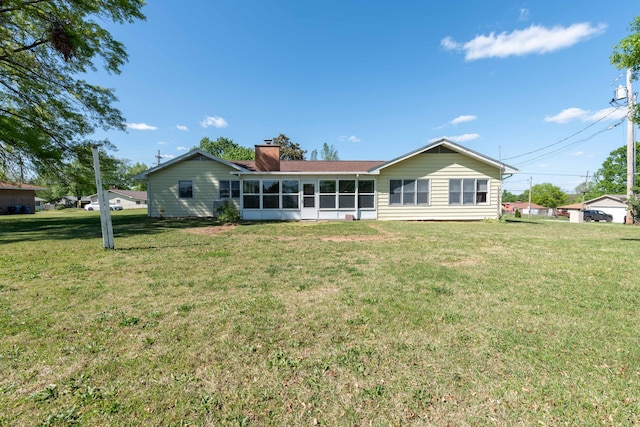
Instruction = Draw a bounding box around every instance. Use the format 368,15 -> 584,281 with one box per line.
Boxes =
119,314 -> 140,327
177,303 -> 195,315
30,383 -> 59,402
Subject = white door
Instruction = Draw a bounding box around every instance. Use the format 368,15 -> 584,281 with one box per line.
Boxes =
300,181 -> 317,220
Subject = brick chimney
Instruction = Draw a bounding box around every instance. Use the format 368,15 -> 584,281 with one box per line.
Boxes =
255,139 -> 281,171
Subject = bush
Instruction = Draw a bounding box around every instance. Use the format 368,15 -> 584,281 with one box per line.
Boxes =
216,200 -> 240,223
515,208 -> 521,218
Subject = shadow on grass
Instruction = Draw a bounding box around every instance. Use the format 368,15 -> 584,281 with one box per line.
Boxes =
0,210 -> 219,244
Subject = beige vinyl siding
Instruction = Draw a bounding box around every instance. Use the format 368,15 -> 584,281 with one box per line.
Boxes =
147,157 -> 237,217
377,152 -> 501,220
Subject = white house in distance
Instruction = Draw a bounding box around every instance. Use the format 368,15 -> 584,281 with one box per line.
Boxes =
558,194 -> 628,223
88,189 -> 148,209
134,138 -> 517,221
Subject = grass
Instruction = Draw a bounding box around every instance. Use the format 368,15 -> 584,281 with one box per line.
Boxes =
1,209 -> 639,426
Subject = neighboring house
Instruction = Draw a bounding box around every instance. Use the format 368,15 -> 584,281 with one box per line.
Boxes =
0,182 -> 48,214
87,189 -> 148,209
502,201 -> 550,216
134,138 -> 518,221
34,197 -> 46,211
558,195 -> 628,223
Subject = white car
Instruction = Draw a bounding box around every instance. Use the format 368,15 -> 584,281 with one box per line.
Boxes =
84,202 -> 123,211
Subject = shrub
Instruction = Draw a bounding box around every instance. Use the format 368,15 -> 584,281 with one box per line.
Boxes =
515,208 -> 521,218
216,200 -> 240,223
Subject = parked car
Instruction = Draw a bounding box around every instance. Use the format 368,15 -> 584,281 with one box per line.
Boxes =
583,209 -> 612,222
84,202 -> 123,211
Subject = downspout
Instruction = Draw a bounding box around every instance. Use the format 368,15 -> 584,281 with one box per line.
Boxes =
356,174 -> 360,220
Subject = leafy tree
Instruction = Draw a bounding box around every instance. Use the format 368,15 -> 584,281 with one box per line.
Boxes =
521,183 -> 568,208
272,134 -> 306,160
0,0 -> 145,175
320,142 -> 339,160
198,137 -> 254,160
592,143 -> 640,195
310,150 -> 318,160
611,16 -> 640,121
501,190 -> 518,203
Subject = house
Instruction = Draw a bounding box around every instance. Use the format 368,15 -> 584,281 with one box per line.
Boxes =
134,138 -> 518,221
0,182 -> 48,214
502,201 -> 550,216
87,189 -> 148,209
557,194 -> 628,223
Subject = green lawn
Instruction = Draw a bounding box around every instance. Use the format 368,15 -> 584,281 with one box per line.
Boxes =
1,210 -> 639,426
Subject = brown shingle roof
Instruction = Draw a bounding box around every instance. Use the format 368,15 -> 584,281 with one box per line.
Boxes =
0,182 -> 47,191
231,160 -> 385,173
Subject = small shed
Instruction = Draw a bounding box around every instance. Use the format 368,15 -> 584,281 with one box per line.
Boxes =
0,182 -> 48,214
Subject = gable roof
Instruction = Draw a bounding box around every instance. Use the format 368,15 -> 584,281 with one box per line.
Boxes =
367,139 -> 518,175
107,189 -> 147,200
134,149 -> 249,180
585,194 -> 627,205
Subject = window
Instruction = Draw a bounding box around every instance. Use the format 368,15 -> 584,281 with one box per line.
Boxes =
243,180 -> 260,209
282,180 -> 299,209
339,180 -> 356,209
389,179 -> 429,206
449,179 -> 489,205
220,180 -> 240,199
358,180 -> 375,209
319,180 -> 336,209
178,180 -> 193,198
262,180 -> 280,209
242,179 -> 300,209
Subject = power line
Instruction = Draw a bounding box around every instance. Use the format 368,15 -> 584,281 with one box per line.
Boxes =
502,106 -> 625,162
513,118 -> 625,167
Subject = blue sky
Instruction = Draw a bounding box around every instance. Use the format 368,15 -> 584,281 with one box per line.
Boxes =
93,1 -> 638,194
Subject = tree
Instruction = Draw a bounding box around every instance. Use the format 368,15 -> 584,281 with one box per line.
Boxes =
501,190 -> 518,203
320,142 -> 339,160
198,137 -> 254,160
592,143 -> 640,195
521,183 -> 568,208
310,150 -> 318,160
0,0 -> 145,175
272,134 -> 306,160
611,16 -> 640,121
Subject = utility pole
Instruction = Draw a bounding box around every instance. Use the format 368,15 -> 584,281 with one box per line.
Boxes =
581,171 -> 589,208
91,146 -> 114,249
626,68 -> 636,225
156,150 -> 162,166
528,176 -> 532,218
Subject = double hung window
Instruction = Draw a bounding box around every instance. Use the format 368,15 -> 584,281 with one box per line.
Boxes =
449,179 -> 488,205
389,179 -> 429,206
219,180 -> 240,199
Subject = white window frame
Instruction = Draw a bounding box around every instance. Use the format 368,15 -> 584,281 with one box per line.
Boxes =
219,180 -> 240,199
389,179 -> 429,206
178,180 -> 193,199
449,178 -> 489,205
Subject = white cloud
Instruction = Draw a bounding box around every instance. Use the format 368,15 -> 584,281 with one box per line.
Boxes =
161,154 -> 176,160
429,133 -> 480,143
545,106 -> 627,123
451,115 -> 477,125
519,8 -> 530,21
127,122 -> 157,131
176,125 -> 189,131
157,141 -> 168,145
442,23 -> 606,61
571,151 -> 594,158
200,116 -> 228,128
176,146 -> 187,151
338,135 -> 362,142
